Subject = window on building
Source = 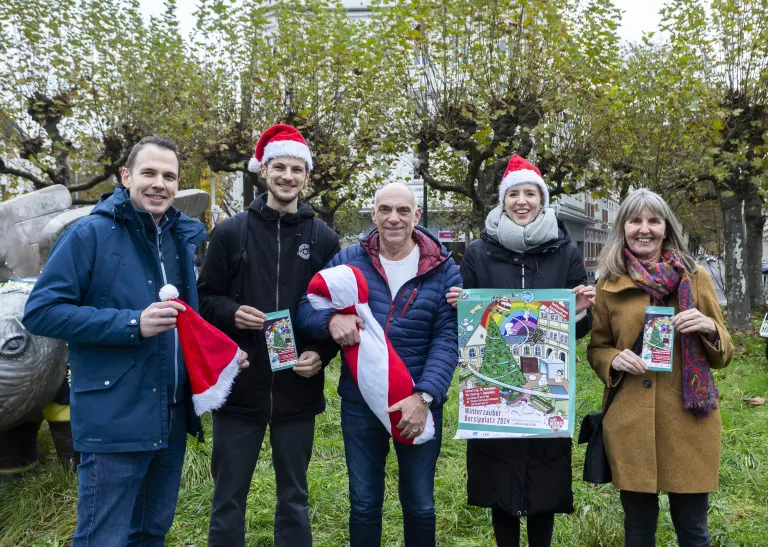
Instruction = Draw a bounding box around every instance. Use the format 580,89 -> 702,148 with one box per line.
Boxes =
481,347 -> 485,356
469,348 -> 475,358
513,346 -> 519,355
535,345 -> 542,356
560,333 -> 568,344
524,346 -> 530,355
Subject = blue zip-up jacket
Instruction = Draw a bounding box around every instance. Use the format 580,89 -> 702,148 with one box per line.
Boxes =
23,188 -> 208,453
296,226 -> 462,407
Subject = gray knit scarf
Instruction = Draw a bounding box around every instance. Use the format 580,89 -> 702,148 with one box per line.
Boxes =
484,205 -> 559,253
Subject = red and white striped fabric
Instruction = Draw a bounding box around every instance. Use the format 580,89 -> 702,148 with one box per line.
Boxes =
307,265 -> 435,445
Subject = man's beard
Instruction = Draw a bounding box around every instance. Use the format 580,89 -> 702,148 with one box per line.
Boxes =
268,181 -> 300,204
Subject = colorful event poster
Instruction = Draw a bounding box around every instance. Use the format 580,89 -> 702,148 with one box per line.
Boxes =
641,306 -> 675,372
455,289 -> 577,439
264,310 -> 298,371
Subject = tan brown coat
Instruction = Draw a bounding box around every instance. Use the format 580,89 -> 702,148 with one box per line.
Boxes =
587,266 -> 733,493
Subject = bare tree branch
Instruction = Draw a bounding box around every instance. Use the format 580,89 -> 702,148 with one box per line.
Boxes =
0,157 -> 50,189
420,167 -> 468,196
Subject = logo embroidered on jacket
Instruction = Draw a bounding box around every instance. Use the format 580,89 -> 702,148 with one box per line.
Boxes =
298,244 -> 311,259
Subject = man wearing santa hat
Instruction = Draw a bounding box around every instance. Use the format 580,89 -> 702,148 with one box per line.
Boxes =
197,124 -> 340,547
23,136 -> 247,546
296,182 -> 462,547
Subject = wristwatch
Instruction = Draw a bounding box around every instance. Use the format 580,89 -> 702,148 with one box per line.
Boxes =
417,391 -> 433,406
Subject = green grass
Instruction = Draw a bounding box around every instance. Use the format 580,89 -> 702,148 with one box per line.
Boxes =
2,333 -> 767,547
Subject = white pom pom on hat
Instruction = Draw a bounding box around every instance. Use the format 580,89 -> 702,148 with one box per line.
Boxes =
159,284 -> 179,301
156,283 -> 243,416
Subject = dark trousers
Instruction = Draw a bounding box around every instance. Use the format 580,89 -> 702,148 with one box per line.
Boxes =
491,508 -> 555,547
207,411 -> 315,547
341,400 -> 443,547
620,490 -> 711,547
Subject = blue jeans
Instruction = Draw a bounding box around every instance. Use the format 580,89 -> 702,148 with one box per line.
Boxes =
72,404 -> 187,547
341,400 -> 443,547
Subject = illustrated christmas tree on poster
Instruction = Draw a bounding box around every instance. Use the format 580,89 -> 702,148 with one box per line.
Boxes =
455,289 -> 577,439
264,310 -> 298,371
641,306 -> 675,372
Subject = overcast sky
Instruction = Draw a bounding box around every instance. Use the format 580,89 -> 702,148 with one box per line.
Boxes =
139,0 -> 667,44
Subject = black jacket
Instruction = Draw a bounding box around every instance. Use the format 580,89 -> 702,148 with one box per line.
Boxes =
197,195 -> 340,422
461,219 -> 592,516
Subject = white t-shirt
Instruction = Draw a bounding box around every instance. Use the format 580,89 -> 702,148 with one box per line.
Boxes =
380,245 -> 420,300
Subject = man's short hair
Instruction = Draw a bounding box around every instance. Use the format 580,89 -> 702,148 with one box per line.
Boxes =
125,136 -> 181,173
373,182 -> 418,210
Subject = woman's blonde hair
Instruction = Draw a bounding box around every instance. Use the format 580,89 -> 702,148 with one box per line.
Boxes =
598,189 -> 697,280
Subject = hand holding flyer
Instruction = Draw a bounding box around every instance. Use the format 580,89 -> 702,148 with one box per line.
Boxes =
264,310 -> 298,371
641,306 -> 675,372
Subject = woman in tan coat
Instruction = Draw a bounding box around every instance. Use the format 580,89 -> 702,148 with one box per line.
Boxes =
588,189 -> 733,547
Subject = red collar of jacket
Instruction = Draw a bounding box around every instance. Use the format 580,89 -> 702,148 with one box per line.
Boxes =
361,228 -> 446,282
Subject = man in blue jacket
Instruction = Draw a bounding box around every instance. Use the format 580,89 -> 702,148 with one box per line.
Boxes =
23,136 -> 247,547
296,182 -> 461,547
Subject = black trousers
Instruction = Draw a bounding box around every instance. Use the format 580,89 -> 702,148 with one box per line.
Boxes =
620,490 -> 711,547
207,411 -> 316,547
491,508 -> 555,547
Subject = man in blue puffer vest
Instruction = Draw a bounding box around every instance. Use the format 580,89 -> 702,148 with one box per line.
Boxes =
296,182 -> 461,547
23,136 -> 247,547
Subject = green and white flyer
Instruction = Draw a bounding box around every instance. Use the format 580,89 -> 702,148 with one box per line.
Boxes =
264,310 -> 298,371
641,306 -> 675,372
455,289 -> 577,439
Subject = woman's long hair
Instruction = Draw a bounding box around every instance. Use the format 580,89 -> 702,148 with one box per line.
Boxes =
598,189 -> 697,281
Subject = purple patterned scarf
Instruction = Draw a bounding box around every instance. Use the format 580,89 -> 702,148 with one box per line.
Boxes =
624,248 -> 719,417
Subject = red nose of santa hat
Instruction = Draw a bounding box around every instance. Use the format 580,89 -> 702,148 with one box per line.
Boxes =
248,123 -> 313,173
159,284 -> 243,416
498,154 -> 549,207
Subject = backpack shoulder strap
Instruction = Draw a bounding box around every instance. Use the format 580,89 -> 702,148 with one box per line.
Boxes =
304,216 -> 329,271
229,211 -> 249,303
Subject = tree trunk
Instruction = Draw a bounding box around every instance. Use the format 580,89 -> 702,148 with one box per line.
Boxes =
319,209 -> 335,230
243,171 -> 265,210
242,177 -> 254,210
469,164 -> 503,237
743,184 -> 766,312
717,188 -> 752,330
471,200 -> 495,238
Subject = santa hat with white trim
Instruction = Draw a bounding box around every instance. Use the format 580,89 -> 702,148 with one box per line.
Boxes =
158,284 -> 243,416
498,154 -> 549,207
247,123 -> 314,173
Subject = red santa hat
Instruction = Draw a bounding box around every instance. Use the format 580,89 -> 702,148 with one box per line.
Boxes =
498,154 -> 549,207
247,124 -> 313,173
159,284 -> 242,416
306,265 -> 435,445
